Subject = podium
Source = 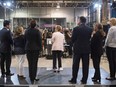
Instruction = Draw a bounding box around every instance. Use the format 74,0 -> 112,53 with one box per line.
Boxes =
46,38 -> 52,59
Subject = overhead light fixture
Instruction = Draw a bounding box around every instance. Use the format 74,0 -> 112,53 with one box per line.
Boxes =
56,3 -> 60,8
6,2 -> 11,7
94,3 -> 101,8
3,2 -> 11,7
3,3 -> 6,6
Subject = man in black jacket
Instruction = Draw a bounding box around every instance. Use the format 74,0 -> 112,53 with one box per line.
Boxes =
69,16 -> 92,84
25,20 -> 42,84
0,20 -> 14,77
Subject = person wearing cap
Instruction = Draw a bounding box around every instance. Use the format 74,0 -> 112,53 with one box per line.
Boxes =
0,20 -> 14,77
25,20 -> 42,84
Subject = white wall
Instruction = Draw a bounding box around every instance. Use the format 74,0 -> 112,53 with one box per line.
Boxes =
11,7 -> 87,22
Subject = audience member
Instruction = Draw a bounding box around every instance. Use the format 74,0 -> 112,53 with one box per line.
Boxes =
0,20 -> 14,77
25,20 -> 42,84
13,26 -> 26,79
69,16 -> 92,84
51,25 -> 65,72
105,18 -> 116,80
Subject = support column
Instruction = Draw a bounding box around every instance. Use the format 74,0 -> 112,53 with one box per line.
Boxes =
102,0 -> 108,25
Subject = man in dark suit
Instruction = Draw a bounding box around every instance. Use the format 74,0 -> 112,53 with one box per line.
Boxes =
25,20 -> 42,84
0,20 -> 14,77
69,16 -> 92,84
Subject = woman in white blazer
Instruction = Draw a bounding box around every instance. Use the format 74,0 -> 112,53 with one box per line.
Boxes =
51,25 -> 65,72
105,18 -> 116,80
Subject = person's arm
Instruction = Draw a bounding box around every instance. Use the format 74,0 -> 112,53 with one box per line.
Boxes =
71,28 -> 77,44
7,31 -> 13,46
38,30 -> 42,51
105,28 -> 113,46
51,33 -> 55,44
67,32 -> 71,38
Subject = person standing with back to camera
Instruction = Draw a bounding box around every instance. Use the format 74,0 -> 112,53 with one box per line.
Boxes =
25,20 -> 42,84
13,26 -> 26,79
51,25 -> 65,72
91,23 -> 105,83
69,16 -> 92,84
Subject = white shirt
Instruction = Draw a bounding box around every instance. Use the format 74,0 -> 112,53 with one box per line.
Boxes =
51,32 -> 65,51
105,26 -> 116,48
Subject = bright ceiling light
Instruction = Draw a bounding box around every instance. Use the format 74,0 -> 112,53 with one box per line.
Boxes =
94,3 -> 101,8
3,2 -> 11,7
3,3 -> 6,6
94,3 -> 99,8
6,2 -> 11,7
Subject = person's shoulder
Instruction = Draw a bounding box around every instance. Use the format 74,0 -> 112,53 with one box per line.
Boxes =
85,25 -> 91,29
20,34 -> 25,37
73,26 -> 79,30
72,26 -> 79,32
52,32 -> 56,35
110,26 -> 116,30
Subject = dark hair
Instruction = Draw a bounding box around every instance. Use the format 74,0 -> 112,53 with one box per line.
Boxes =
30,20 -> 36,28
80,16 -> 86,23
3,20 -> 10,27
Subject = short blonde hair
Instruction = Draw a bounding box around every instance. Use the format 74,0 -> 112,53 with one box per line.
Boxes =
109,18 -> 116,26
14,26 -> 24,36
55,25 -> 62,32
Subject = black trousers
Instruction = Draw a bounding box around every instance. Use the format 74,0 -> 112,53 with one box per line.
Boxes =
26,50 -> 39,81
92,55 -> 101,79
52,51 -> 62,69
0,52 -> 12,75
106,46 -> 116,78
72,53 -> 89,83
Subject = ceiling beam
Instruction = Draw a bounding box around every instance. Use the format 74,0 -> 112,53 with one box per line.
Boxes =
18,1 -> 91,3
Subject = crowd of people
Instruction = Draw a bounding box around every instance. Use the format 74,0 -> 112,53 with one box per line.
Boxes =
0,16 -> 116,84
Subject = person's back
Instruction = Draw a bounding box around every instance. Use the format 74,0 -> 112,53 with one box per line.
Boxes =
14,35 -> 25,49
25,28 -> 42,51
69,16 -> 92,84
52,32 -> 64,51
72,24 -> 92,54
0,28 -> 13,53
25,20 -> 42,83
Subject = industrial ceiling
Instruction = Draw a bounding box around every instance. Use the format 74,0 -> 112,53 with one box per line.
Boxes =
14,0 -> 93,8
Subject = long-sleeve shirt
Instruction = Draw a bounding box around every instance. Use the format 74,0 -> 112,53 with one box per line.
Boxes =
51,32 -> 65,51
105,26 -> 116,48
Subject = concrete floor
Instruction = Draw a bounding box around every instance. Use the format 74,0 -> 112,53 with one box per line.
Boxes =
11,55 -> 109,72
0,55 -> 115,87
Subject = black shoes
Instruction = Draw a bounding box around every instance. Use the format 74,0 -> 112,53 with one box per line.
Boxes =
91,77 -> 101,83
6,73 -> 14,77
106,77 -> 116,80
1,73 -> 14,77
68,79 -> 76,84
31,78 -> 39,84
18,75 -> 26,79
80,80 -> 87,84
92,79 -> 101,83
1,74 -> 5,78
